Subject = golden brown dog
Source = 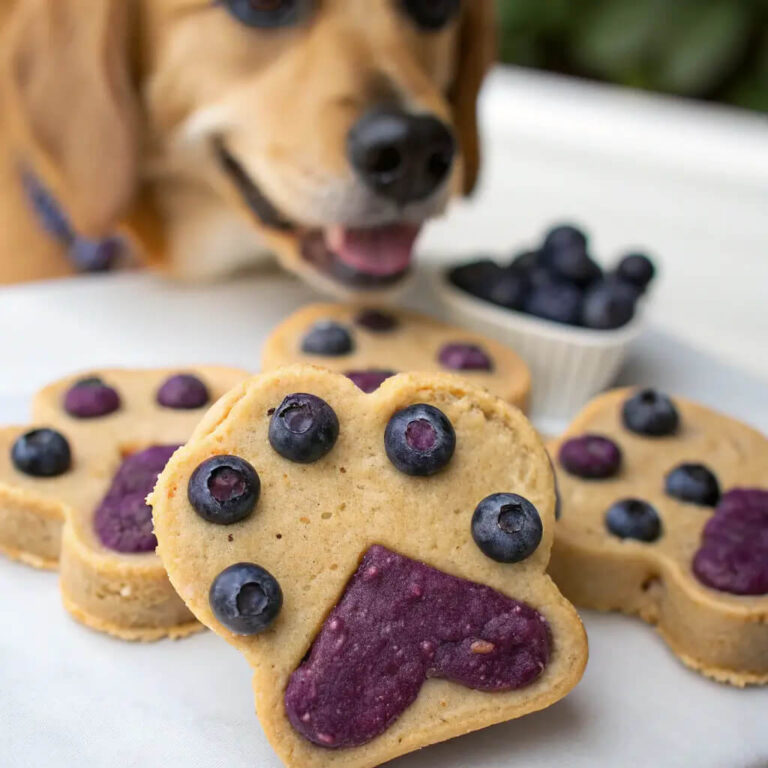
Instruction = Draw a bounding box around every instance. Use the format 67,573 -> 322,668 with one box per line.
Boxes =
0,0 -> 494,294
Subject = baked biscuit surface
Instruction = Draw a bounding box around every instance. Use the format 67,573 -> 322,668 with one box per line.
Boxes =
151,365 -> 586,768
0,367 -> 247,639
549,388 -> 768,685
261,303 -> 531,410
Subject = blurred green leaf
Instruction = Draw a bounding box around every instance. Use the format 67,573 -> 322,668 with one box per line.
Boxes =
654,1 -> 752,94
571,0 -> 666,79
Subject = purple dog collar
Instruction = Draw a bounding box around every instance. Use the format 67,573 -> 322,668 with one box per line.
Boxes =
21,169 -> 126,273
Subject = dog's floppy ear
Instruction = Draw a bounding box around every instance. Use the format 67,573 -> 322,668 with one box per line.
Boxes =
451,0 -> 496,195
2,0 -> 140,238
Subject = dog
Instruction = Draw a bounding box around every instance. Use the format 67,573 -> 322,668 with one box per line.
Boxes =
0,0 -> 495,294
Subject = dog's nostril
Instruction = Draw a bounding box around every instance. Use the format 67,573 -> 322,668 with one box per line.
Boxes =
348,108 -> 455,205
428,150 -> 451,182
368,145 -> 402,178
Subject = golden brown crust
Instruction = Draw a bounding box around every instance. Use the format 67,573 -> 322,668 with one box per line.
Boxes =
549,388 -> 768,685
152,365 -> 586,768
0,367 -> 248,639
262,304 -> 531,412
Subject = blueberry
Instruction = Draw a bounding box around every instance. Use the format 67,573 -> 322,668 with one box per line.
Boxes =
622,389 -> 680,437
438,343 -> 493,371
64,379 -> 120,418
485,268 -> 528,310
385,404 -> 455,477
509,249 -> 541,272
449,260 -> 526,309
209,563 -> 283,636
605,499 -> 662,542
524,282 -> 583,326
345,370 -> 396,393
617,253 -> 656,291
582,281 -> 636,330
559,435 -> 622,479
269,394 -> 339,463
354,309 -> 399,332
546,246 -> 602,288
448,259 -> 498,297
602,274 -> 642,302
471,493 -> 543,563
12,428 -> 71,477
301,321 -> 354,356
157,374 -> 210,409
665,463 -> 720,507
188,455 -> 260,525
543,224 -> 588,254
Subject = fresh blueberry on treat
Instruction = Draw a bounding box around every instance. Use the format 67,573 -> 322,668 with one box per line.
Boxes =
543,224 -> 588,254
438,343 -> 493,372
693,489 -> 768,595
12,428 -> 72,477
301,321 -> 354,356
188,455 -> 261,525
157,374 -> 210,410
64,378 -> 120,418
385,404 -> 455,477
269,394 -> 340,463
345,370 -> 396,394
354,309 -> 399,332
545,246 -> 602,288
665,463 -> 721,507
616,253 -> 656,292
622,389 -> 680,437
605,499 -> 662,542
471,493 -> 543,563
582,281 -> 636,330
209,562 -> 283,635
524,282 -> 583,326
559,435 -> 622,479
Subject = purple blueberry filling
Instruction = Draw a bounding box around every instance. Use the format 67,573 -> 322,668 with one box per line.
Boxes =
438,343 -> 493,372
692,489 -> 768,596
64,379 -> 120,418
558,435 -> 622,479
284,545 -> 550,749
354,309 -> 399,332
94,445 -> 180,553
157,374 -> 210,410
345,370 -> 396,393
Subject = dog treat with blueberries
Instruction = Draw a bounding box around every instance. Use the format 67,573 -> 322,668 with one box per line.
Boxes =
261,303 -> 531,410
0,367 -> 246,640
151,365 -> 586,768
549,388 -> 768,686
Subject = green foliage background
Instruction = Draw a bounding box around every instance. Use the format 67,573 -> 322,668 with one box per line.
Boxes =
495,0 -> 768,112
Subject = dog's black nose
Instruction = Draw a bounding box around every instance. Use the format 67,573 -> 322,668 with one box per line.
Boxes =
347,109 -> 456,205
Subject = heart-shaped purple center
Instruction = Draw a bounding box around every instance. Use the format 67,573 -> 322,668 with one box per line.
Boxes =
94,445 -> 180,553
692,488 -> 768,595
284,545 -> 550,749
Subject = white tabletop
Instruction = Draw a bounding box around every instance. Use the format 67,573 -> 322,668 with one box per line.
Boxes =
1,68 -> 767,768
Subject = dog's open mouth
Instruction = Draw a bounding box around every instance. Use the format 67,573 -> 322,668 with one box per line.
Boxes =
216,143 -> 420,289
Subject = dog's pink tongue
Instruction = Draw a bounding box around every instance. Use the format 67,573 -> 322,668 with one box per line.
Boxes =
326,225 -> 420,277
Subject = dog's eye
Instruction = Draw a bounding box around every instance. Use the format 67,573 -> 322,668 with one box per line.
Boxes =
400,0 -> 461,31
221,0 -> 307,28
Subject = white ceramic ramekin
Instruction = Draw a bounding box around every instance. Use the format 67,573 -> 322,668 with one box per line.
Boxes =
433,271 -> 645,432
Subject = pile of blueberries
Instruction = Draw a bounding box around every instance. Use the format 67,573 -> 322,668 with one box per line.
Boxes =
448,223 -> 656,330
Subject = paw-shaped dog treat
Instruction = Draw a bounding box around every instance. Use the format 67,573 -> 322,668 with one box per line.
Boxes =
262,303 -> 531,410
151,366 -> 586,768
549,388 -> 768,686
0,367 -> 246,640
